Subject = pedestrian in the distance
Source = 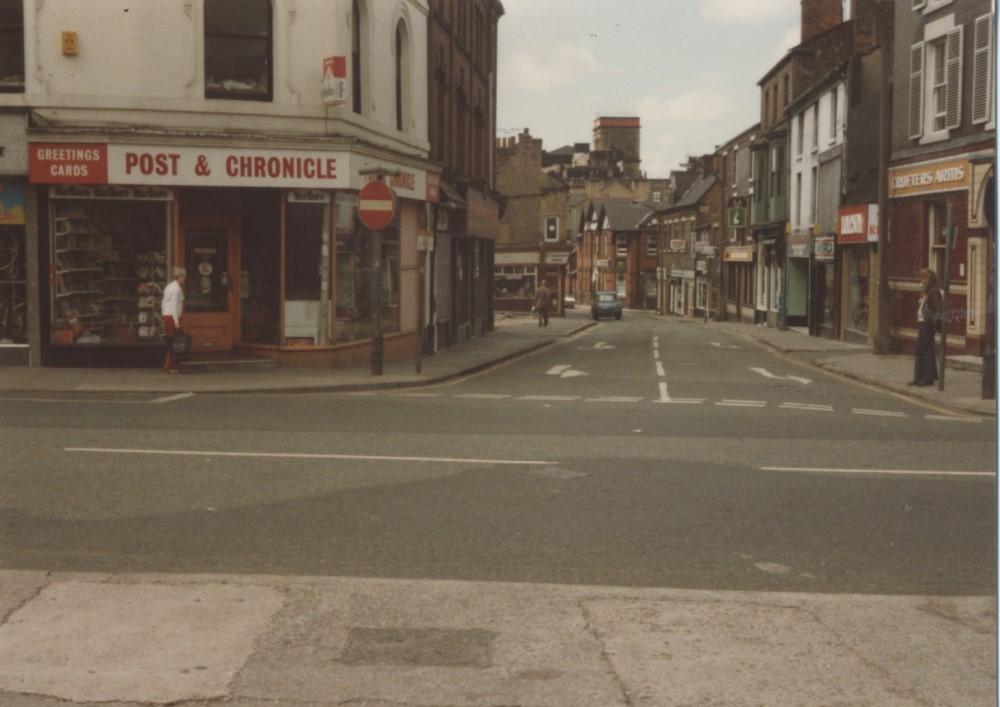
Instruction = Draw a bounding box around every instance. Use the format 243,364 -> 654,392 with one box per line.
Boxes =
162,267 -> 186,373
910,267 -> 942,387
533,282 -> 552,327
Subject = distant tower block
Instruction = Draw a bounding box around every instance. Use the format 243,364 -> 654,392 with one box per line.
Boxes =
593,117 -> 641,179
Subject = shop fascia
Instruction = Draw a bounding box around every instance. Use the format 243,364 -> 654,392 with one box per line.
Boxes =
28,142 -> 436,202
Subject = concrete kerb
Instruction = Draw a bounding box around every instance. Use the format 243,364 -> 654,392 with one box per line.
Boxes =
0,321 -> 598,397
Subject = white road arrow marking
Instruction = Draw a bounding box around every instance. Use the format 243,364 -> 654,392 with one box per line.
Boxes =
749,367 -> 812,385
547,365 -> 571,375
545,365 -> 587,378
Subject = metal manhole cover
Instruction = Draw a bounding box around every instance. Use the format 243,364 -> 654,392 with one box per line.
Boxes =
340,628 -> 496,668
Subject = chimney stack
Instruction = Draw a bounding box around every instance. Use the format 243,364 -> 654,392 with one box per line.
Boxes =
801,0 -> 843,44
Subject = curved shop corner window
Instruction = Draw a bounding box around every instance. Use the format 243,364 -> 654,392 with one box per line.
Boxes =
0,0 -> 25,92
205,0 -> 272,101
334,193 -> 400,343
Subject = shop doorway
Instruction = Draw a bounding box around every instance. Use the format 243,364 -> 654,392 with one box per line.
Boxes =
178,190 -> 239,352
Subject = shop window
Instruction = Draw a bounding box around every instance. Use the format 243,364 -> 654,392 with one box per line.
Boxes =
50,196 -> 169,347
0,0 -> 24,92
204,0 -> 272,101
335,193 -> 399,343
240,191 -> 281,345
646,234 -> 658,257
615,235 -> 627,257
927,202 -> 947,276
0,223 -> 26,344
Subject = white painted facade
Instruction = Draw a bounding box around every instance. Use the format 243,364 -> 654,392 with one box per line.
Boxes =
789,81 -> 846,232
2,0 -> 430,158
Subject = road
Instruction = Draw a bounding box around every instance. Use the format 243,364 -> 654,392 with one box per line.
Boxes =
0,313 -> 995,705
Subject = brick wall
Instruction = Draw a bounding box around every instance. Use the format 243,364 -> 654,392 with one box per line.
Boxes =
802,0 -> 843,43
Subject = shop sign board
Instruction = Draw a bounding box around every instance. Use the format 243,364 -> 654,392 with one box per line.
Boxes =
352,158 -> 426,201
495,252 -> 539,265
814,236 -> 835,261
545,252 -> 570,265
321,56 -> 348,106
426,172 -> 441,204
465,189 -> 499,240
723,245 -> 754,262
417,234 -> 434,252
0,181 -> 25,225
357,180 -> 396,230
288,189 -> 331,204
838,203 -> 878,244
889,157 -> 972,199
49,184 -> 173,201
787,232 -> 811,258
595,258 -> 609,268
670,239 -> 686,252
727,207 -> 747,227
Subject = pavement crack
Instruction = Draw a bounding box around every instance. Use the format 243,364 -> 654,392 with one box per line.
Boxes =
578,597 -> 635,707
0,571 -> 53,627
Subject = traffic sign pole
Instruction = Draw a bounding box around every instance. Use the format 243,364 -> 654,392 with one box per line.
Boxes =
357,173 -> 399,376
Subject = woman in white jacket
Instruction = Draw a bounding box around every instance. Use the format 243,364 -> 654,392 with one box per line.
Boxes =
161,267 -> 186,373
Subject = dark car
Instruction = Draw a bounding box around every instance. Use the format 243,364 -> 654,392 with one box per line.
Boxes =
591,291 -> 622,320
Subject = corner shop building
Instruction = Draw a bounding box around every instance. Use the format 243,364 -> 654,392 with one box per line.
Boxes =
29,139 -> 437,368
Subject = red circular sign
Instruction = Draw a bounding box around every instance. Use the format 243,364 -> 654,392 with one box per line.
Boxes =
357,180 -> 397,231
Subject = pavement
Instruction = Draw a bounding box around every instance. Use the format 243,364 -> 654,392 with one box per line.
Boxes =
0,309 -> 993,418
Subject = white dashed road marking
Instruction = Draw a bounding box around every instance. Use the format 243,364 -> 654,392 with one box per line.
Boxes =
150,392 -> 195,405
760,466 -> 993,478
852,408 -> 907,418
655,361 -> 666,377
925,414 -> 983,423
717,400 -> 767,408
457,393 -> 512,400
779,402 -> 833,412
518,395 -> 580,401
750,367 -> 812,385
586,396 -> 643,403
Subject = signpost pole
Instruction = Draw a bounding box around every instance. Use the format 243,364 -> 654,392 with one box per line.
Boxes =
357,169 -> 400,376
938,204 -> 955,391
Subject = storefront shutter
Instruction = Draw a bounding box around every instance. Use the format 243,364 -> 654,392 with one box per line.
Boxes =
908,42 -> 925,139
944,26 -> 963,131
971,13 -> 994,125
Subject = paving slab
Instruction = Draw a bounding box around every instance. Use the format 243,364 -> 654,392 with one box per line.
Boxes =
0,580 -> 285,704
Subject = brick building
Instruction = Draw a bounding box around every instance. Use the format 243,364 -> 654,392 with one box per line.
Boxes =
718,124 -> 760,324
578,200 -> 657,309
427,0 -> 505,348
886,0 -> 995,355
494,130 -> 573,313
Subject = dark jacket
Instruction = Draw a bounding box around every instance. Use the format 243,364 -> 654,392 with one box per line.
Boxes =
920,286 -> 943,329
533,286 -> 553,312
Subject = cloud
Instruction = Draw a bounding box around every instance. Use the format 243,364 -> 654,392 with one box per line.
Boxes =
756,25 -> 801,75
503,43 -> 602,95
700,0 -> 793,24
636,89 -> 730,124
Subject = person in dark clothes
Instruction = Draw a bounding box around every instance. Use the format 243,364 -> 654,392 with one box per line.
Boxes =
910,268 -> 942,387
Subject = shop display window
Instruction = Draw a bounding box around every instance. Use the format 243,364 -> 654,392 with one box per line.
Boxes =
335,193 -> 400,343
0,225 -> 26,344
845,248 -> 869,336
50,197 -> 169,346
240,191 -> 281,345
493,266 -> 535,300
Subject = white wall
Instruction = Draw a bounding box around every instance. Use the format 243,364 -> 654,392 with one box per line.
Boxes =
790,81 -> 845,230
5,0 -> 429,156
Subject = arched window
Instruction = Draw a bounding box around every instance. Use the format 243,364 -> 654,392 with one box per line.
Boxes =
394,20 -> 411,133
204,0 -> 272,101
352,0 -> 364,115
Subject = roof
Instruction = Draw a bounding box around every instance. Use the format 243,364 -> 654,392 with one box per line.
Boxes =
592,199 -> 655,231
546,144 -> 575,157
655,174 -> 717,215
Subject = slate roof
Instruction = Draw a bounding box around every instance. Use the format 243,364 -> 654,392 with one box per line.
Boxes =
592,199 -> 655,232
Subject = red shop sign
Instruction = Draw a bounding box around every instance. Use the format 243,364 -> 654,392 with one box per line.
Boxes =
29,143 -> 109,184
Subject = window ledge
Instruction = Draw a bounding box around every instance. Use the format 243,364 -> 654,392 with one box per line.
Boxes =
919,131 -> 950,146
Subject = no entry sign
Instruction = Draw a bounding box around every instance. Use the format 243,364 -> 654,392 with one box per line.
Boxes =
358,180 -> 397,230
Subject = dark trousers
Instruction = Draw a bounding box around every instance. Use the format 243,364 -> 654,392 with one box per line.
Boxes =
913,321 -> 938,384
163,315 -> 178,370
537,309 -> 549,327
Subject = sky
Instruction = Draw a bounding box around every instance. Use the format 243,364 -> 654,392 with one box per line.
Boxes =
497,0 -> 817,178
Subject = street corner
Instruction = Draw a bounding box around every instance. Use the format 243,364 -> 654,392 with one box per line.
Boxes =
0,579 -> 285,704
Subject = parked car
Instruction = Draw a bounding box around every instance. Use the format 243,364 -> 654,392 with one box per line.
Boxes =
564,294 -> 576,309
591,291 -> 622,320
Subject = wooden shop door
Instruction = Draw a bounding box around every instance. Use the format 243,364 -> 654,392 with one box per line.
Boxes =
177,190 -> 239,353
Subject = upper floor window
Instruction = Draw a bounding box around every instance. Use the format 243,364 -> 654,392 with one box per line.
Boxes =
205,0 -> 272,101
0,0 -> 24,92
811,103 -> 819,150
352,0 -> 365,115
829,87 -> 838,140
909,25 -> 963,141
796,113 -> 805,156
395,22 -> 406,131
544,216 -> 560,243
